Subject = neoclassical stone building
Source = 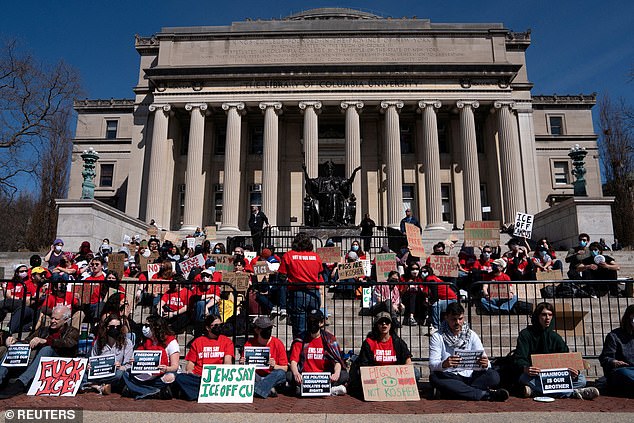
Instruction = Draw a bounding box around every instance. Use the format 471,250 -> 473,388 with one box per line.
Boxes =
69,8 -> 602,234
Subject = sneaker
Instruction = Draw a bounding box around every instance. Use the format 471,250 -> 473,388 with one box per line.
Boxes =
269,387 -> 278,398
331,385 -> 347,396
279,309 -> 287,321
521,385 -> 533,398
270,307 -> 280,318
402,316 -> 418,326
487,388 -> 510,402
572,387 -> 600,400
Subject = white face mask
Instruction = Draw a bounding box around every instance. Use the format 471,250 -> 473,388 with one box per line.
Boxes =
55,245 -> 63,252
142,325 -> 153,338
18,271 -> 28,278
421,271 -> 429,278
410,270 -> 419,276
142,249 -> 151,258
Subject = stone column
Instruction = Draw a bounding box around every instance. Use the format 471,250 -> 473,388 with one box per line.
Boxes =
515,103 -> 541,214
181,103 -> 208,231
341,101 -> 364,220
220,102 -> 245,232
259,102 -> 282,227
418,101 -> 444,229
495,101 -> 524,225
299,101 -> 321,178
146,103 -> 171,227
457,100 -> 482,221
380,101 -> 404,228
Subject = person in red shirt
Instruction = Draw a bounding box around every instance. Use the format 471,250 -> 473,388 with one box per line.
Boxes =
472,246 -> 495,282
288,309 -> 348,396
421,265 -> 457,331
89,270 -> 127,321
39,282 -> 82,330
158,278 -> 191,334
174,315 -> 234,400
480,259 -> 517,314
0,265 -> 38,334
240,316 -> 288,398
192,268 -> 222,326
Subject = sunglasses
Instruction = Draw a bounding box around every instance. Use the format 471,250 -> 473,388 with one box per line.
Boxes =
378,320 -> 391,326
108,324 -> 122,329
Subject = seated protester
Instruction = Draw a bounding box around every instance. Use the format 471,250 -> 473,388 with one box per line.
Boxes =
51,256 -> 78,282
174,315 -> 233,401
74,241 -> 93,263
89,270 -> 126,322
514,302 -> 599,399
456,247 -> 477,291
191,268 -> 221,326
0,264 -> 38,334
581,242 -> 621,297
429,302 -> 508,402
288,309 -> 348,396
472,246 -> 495,282
44,238 -> 66,271
565,233 -> 591,280
331,251 -> 363,300
38,281 -> 82,330
240,316 -> 288,398
232,246 -> 254,273
123,316 -> 179,399
82,313 -> 133,394
346,240 -> 367,260
371,271 -> 404,319
503,239 -> 533,281
479,259 -> 517,314
0,305 -> 79,398
531,247 -> 560,275
83,256 -> 106,282
422,265 -> 457,331
599,305 -> 634,397
257,249 -> 287,320
157,276 -> 191,334
400,263 -> 426,326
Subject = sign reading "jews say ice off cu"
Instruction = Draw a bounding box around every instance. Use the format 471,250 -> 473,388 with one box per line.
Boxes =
198,365 -> 256,403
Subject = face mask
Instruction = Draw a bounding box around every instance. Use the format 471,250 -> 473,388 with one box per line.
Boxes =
421,271 -> 429,278
260,327 -> 273,339
101,244 -> 109,250
483,253 -> 491,258
591,250 -> 599,257
540,251 -> 547,257
580,240 -> 587,247
55,245 -> 62,252
142,249 -> 151,258
308,320 -> 321,334
410,270 -> 419,276
213,249 -> 221,254
210,324 -> 223,336
351,245 -> 359,252
491,265 -> 499,273
208,266 -> 215,273
169,283 -> 177,291
234,254 -> 244,260
124,261 -> 130,269
18,271 -> 28,278
107,327 -> 121,338
142,325 -> 153,338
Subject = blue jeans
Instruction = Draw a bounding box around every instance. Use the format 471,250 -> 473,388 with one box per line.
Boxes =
81,369 -> 125,389
289,289 -> 320,339
2,346 -> 59,386
254,369 -> 286,398
195,300 -> 218,322
270,282 -> 287,310
519,372 -> 586,398
174,373 -> 202,401
431,299 -> 457,328
122,371 -> 174,399
607,367 -> 634,397
480,295 -> 518,313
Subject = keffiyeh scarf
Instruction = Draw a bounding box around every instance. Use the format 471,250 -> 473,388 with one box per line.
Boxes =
439,321 -> 473,350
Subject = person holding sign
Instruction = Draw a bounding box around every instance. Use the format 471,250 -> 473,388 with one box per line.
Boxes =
428,302 -> 509,402
399,208 -> 421,234
0,305 -> 79,399
173,314 -> 234,401
288,309 -> 348,396
0,264 -> 37,334
371,271 -> 404,319
514,302 -> 599,399
240,316 -> 288,398
122,316 -> 180,399
479,259 -> 517,314
599,305 -> 634,397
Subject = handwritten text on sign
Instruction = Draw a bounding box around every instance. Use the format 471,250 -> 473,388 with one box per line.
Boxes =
405,223 -> 425,258
360,365 -> 420,401
317,247 -> 342,264
27,357 -> 87,397
337,261 -> 365,279
198,365 -> 255,403
209,254 -> 235,273
179,253 -> 206,278
464,221 -> 500,247
429,255 -> 459,278
375,253 -> 396,282
513,212 -> 534,239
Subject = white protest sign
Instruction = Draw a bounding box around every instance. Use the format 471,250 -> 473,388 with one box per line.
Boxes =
244,251 -> 257,262
513,212 -> 534,239
540,368 -> 574,394
362,287 -> 372,308
198,364 -> 256,403
88,354 -> 117,380
361,259 -> 372,277
2,344 -> 31,367
147,263 -> 161,280
27,357 -> 87,396
453,349 -> 484,370
301,372 -> 331,396
131,351 -> 162,374
179,253 -> 205,278
186,237 -> 196,249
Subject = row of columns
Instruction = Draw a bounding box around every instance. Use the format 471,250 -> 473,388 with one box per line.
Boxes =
145,100 -> 523,231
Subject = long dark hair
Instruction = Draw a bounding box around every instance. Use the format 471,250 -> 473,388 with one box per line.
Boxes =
292,232 -> 313,252
531,302 -> 554,326
368,318 -> 396,341
96,313 -> 127,353
146,315 -> 174,344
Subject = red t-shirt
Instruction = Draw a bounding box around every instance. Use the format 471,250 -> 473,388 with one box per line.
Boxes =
244,336 -> 288,376
89,284 -> 126,305
83,275 -> 106,282
424,275 -> 457,300
42,292 -> 79,310
160,288 -> 191,312
279,251 -> 323,290
140,335 -> 178,368
185,335 -> 235,376
192,283 -> 221,298
473,258 -> 494,281
365,337 -> 398,365
491,273 -> 511,282
290,336 -> 326,372
6,280 -> 37,299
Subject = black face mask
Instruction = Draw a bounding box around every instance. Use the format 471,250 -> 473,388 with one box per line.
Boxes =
210,324 -> 223,336
308,320 -> 321,334
107,327 -> 121,339
260,327 -> 273,339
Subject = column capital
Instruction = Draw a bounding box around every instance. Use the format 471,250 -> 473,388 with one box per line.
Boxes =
185,103 -> 208,112
380,100 -> 404,111
456,100 -> 480,110
493,100 -> 516,110
259,102 -> 283,114
148,103 -> 171,113
417,100 -> 442,110
340,101 -> 364,111
222,102 -> 245,115
298,101 -> 322,111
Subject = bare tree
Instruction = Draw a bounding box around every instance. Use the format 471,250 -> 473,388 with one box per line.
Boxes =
598,95 -> 634,246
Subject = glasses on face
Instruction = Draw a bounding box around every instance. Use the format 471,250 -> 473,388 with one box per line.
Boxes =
90,263 -> 101,267
233,251 -> 242,255
378,321 -> 391,326
108,324 -> 122,329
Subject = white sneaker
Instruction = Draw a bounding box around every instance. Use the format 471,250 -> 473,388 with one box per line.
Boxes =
331,385 -> 347,396
572,387 -> 600,400
270,307 -> 279,318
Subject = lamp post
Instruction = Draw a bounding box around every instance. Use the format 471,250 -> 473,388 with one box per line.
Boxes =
568,144 -> 588,197
80,147 -> 99,199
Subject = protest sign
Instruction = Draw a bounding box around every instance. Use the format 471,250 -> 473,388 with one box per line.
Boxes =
131,351 -> 162,374
139,251 -> 159,272
539,368 -> 574,394
147,263 -> 161,280
463,221 -> 500,247
405,223 -> 425,258
27,357 -> 87,396
536,270 -> 563,281
164,231 -> 180,245
429,255 -> 459,278
488,283 -> 513,299
179,254 -> 205,279
244,251 -> 257,262
72,283 -> 95,305
1,344 -> 30,367
147,226 -> 158,237
224,272 -> 251,291
198,364 -> 255,403
531,352 -> 584,371
252,261 -> 270,276
337,261 -> 365,279
108,252 -> 126,277
361,259 -> 372,277
209,254 -> 234,273
317,247 -> 342,264
301,372 -> 331,397
513,212 -> 534,239
243,347 -> 270,369
362,287 -> 372,309
186,236 -> 196,249
375,253 -> 397,282
360,365 -> 420,402
453,349 -> 484,370
204,226 -> 216,239
88,354 -> 116,380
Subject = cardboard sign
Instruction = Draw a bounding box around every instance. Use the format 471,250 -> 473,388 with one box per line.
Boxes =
252,261 -> 270,276
204,226 -> 216,239
243,347 -> 270,369
224,272 -> 251,291
131,351 -> 162,374
317,247 -> 342,264
375,253 -> 397,282
540,368 -> 573,394
108,252 -> 126,277
162,231 -> 179,245
454,349 -> 484,370
139,251 -> 159,272
72,283 -> 95,305
301,372 -> 332,397
179,254 -> 205,279
405,223 -> 425,258
27,357 -> 87,396
360,365 -> 420,402
147,226 -> 158,237
463,221 -> 500,247
361,259 -> 372,277
147,263 -> 161,280
536,270 -> 563,281
88,354 -> 116,380
429,255 -> 459,278
198,364 -> 256,403
337,261 -> 365,279
2,344 -> 31,367
513,212 -> 534,239
209,254 -> 235,273
531,352 -> 584,371
186,236 -> 196,249
488,283 -> 513,299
